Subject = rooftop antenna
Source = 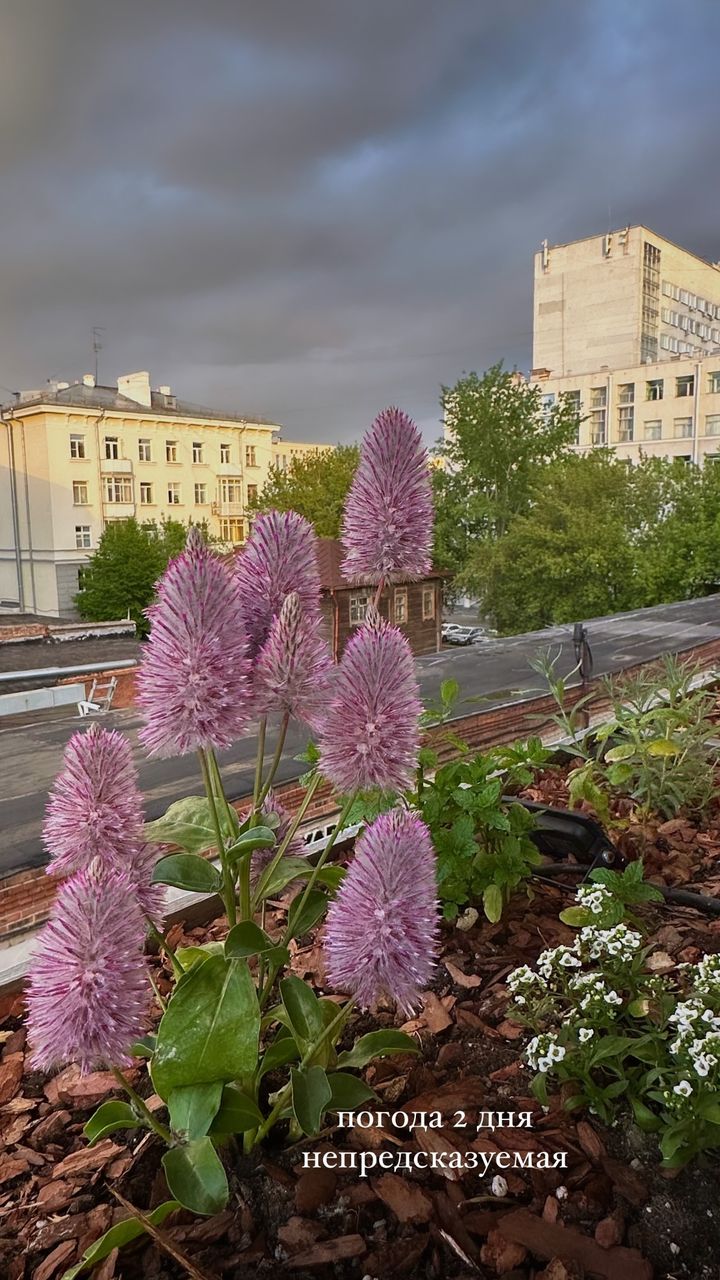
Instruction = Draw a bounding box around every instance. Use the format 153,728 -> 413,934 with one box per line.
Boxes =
92,327 -> 105,384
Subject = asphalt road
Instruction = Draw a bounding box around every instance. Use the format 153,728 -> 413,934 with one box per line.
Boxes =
2,594 -> 719,878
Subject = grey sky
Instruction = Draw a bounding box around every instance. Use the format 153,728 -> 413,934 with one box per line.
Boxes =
1,1 -> 719,443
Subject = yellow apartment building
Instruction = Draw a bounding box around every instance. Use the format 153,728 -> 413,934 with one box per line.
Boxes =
533,225 -> 720,376
271,438 -> 331,471
0,370 -> 285,617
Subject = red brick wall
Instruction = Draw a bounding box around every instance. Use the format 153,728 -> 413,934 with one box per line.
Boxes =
0,624 -> 47,643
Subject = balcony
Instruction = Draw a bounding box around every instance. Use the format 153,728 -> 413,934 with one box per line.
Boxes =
100,457 -> 133,474
102,502 -> 136,520
211,501 -> 244,517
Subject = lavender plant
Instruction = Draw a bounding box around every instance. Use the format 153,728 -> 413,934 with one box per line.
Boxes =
27,406 -> 439,1266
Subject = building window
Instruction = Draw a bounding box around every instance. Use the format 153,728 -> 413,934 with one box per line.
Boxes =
676,375 -> 695,398
166,440 -> 178,463
646,379 -> 663,401
75,525 -> 92,549
617,406 -> 634,442
618,383 -> 635,405
349,592 -> 370,625
219,518 -> 244,543
220,442 -> 231,463
104,436 -> 119,460
247,483 -> 258,504
709,372 -> 720,394
540,392 -> 555,418
104,476 -> 133,503
675,417 -> 694,438
394,588 -> 408,624
72,481 -> 89,505
590,386 -> 607,409
139,482 -> 154,505
422,586 -> 435,621
643,421 -> 662,441
194,483 -> 207,505
245,445 -> 257,467
590,410 -> 606,445
69,433 -> 86,459
138,438 -> 152,462
192,441 -> 204,463
705,415 -> 720,436
220,478 -> 242,503
167,482 -> 181,504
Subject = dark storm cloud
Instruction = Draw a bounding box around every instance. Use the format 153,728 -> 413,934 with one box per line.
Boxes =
2,0 -> 720,440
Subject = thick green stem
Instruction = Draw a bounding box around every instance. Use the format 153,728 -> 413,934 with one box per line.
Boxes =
253,717 -> 267,809
280,791 -> 357,949
112,1067 -> 173,1145
257,713 -> 290,807
198,748 -> 236,929
250,999 -> 356,1149
208,749 -> 238,839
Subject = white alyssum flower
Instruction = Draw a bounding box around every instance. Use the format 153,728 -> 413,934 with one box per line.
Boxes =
673,1080 -> 693,1097
576,884 -> 614,916
578,1027 -> 594,1043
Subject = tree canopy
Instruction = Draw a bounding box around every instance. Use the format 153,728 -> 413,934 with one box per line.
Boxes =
249,444 -> 359,538
75,518 -> 190,632
432,363 -> 581,577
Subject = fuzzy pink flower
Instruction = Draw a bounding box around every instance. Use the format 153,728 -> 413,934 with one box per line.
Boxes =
137,527 -> 252,757
43,724 -> 144,876
26,863 -> 150,1074
319,613 -> 421,793
341,406 -> 433,584
324,809 -> 438,1013
233,511 -> 321,659
254,592 -> 333,729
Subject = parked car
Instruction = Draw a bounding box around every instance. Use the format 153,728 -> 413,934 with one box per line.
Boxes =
443,625 -> 487,646
441,623 -> 463,638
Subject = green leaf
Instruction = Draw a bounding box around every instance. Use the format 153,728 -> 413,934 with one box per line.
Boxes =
62,1201 -> 179,1279
209,1084 -> 263,1136
84,1101 -> 142,1146
699,1098 -> 720,1123
176,942 -> 224,971
483,883 -> 504,923
226,826 -> 276,863
225,921 -> 277,958
631,1098 -> 661,1132
257,857 -> 314,897
286,889 -> 327,940
280,975 -> 325,1049
258,1036 -> 301,1080
152,955 -> 260,1100
144,796 -> 234,854
168,1081 -> 223,1141
162,1138 -> 229,1216
605,743 -> 636,763
291,1066 -> 332,1137
607,762 -> 635,787
326,1072 -> 377,1111
131,1035 -> 156,1060
337,1030 -> 420,1069
559,906 -> 592,927
152,853 -> 222,894
647,738 -> 681,757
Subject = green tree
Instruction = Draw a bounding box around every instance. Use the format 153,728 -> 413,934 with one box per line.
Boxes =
249,444 -> 359,538
433,364 -> 582,578
633,458 -> 720,603
75,517 -> 191,633
470,452 -> 642,634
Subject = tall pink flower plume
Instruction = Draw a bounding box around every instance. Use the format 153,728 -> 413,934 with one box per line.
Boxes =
324,809 -> 439,1013
341,406 -> 433,584
27,863 -> 150,1074
43,724 -> 144,875
233,511 -> 321,659
137,526 -> 252,757
319,613 -> 421,793
254,592 -> 333,728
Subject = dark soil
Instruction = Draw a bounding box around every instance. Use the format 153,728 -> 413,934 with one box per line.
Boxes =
2,768 -> 720,1280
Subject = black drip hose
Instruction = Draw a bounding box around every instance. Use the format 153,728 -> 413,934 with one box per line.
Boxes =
533,861 -> 720,917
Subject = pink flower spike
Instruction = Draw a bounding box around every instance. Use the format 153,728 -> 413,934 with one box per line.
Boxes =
341,406 -> 433,584
43,725 -> 144,878
324,809 -> 439,1013
233,510 -> 322,659
137,527 -> 252,757
254,592 -> 333,729
26,862 -> 150,1074
319,614 -> 421,793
